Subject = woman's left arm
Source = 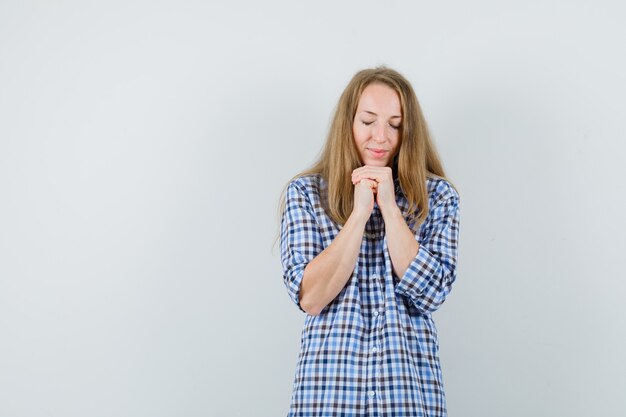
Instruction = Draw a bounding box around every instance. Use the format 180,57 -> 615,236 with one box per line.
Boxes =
383,189 -> 460,314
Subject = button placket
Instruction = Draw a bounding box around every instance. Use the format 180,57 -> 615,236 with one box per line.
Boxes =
368,271 -> 384,411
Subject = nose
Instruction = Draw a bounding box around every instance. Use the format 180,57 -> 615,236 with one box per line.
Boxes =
373,123 -> 387,143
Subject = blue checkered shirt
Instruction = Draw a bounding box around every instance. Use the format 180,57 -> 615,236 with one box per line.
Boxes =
280,173 -> 461,417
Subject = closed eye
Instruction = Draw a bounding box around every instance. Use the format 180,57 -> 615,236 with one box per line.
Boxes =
361,120 -> 401,129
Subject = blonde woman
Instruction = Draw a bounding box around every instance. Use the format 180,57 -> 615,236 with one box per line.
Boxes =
278,66 -> 461,416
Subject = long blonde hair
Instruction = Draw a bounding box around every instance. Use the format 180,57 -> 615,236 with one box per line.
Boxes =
275,65 -> 457,247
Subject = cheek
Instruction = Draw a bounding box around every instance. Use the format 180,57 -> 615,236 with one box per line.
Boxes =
352,126 -> 366,144
392,134 -> 401,151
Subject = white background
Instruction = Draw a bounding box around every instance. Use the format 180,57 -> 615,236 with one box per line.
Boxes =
1,1 -> 625,416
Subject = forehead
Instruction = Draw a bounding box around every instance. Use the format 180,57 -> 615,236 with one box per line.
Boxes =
356,83 -> 402,113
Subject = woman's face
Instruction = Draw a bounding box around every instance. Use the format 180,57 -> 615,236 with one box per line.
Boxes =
352,83 -> 402,167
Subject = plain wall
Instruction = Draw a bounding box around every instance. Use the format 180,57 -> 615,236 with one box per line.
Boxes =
1,1 -> 625,416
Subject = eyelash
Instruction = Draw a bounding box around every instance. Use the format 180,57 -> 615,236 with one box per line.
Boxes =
361,121 -> 401,130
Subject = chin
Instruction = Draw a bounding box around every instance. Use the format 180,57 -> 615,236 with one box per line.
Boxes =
365,159 -> 390,167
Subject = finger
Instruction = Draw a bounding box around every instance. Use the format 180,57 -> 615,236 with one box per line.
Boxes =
352,168 -> 377,179
353,168 -> 391,184
360,179 -> 378,190
355,166 -> 384,177
354,173 -> 383,185
353,173 -> 378,184
354,166 -> 391,176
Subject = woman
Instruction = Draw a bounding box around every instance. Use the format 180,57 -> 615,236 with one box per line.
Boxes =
278,66 -> 460,416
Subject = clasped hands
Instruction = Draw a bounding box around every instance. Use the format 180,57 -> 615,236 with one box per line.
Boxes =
351,165 -> 400,219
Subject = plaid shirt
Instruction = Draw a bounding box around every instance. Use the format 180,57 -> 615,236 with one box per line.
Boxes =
280,173 -> 460,417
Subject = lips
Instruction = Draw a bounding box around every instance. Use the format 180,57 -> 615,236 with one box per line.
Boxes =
368,148 -> 388,158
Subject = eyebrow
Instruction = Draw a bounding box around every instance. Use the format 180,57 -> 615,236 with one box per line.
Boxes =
361,110 -> 402,119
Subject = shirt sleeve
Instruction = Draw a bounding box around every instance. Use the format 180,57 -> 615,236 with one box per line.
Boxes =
394,186 -> 460,314
280,180 -> 324,313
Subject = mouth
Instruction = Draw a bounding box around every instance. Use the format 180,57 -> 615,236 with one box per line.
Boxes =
368,148 -> 388,158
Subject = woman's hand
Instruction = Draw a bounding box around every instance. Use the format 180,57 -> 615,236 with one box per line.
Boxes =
351,165 -> 399,216
352,178 -> 376,220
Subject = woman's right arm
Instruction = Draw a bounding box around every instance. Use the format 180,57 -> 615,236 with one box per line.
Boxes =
280,178 -> 374,316
299,209 -> 369,315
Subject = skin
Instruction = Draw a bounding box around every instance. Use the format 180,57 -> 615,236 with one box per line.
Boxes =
299,83 -> 421,316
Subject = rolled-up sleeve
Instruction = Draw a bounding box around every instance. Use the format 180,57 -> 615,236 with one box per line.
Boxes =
280,180 -> 324,312
394,187 -> 460,314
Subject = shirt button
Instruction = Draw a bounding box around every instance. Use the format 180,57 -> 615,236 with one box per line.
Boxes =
371,346 -> 378,353
373,311 -> 379,317
372,273 -> 379,279
368,391 -> 375,398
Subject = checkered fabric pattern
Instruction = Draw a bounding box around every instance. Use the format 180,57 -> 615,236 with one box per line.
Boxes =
280,173 -> 460,417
